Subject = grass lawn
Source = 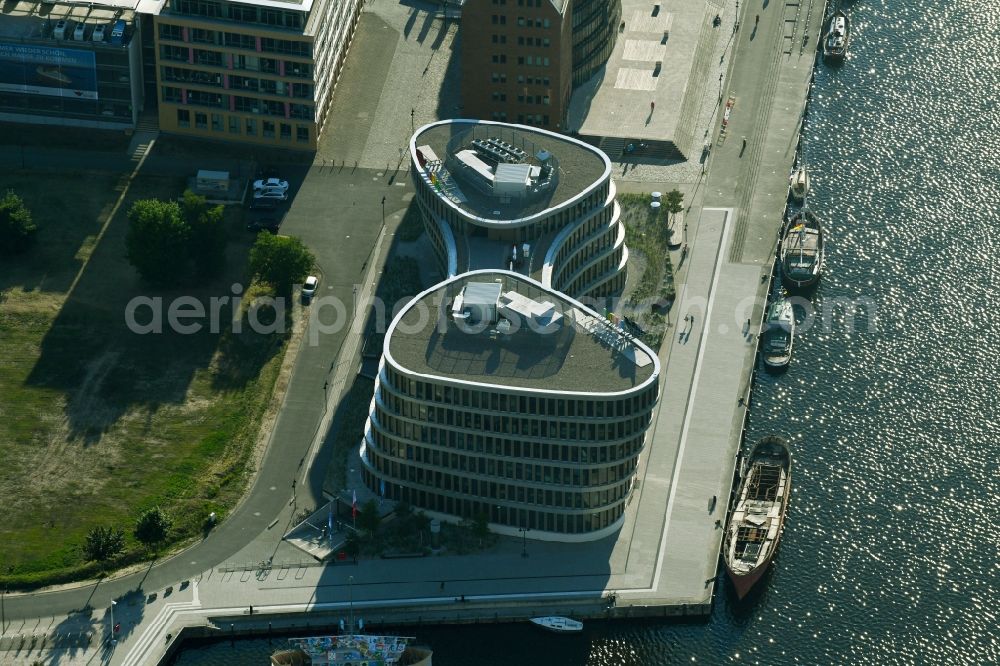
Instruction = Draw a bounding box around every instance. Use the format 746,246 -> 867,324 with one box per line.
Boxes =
0,171 -> 288,587
618,193 -> 678,348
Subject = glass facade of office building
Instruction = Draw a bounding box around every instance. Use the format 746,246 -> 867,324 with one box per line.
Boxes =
410,120 -> 627,300
360,271 -> 660,541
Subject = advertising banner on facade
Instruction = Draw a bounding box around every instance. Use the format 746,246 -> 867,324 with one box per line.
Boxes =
0,42 -> 98,100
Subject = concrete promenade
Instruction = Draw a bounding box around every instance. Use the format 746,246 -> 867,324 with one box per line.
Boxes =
0,0 -> 831,663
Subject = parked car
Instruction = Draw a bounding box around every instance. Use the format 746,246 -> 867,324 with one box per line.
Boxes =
253,177 -> 289,193
301,275 -> 319,303
247,216 -> 281,233
253,187 -> 288,201
249,197 -> 277,210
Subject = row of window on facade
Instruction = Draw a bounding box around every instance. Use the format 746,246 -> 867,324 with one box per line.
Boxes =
490,73 -> 552,86
162,88 -> 312,119
175,109 -> 309,141
364,470 -> 626,534
490,15 -> 553,27
491,34 -> 551,47
374,411 -> 649,463
159,46 -> 312,78
370,419 -> 645,476
377,389 -> 651,443
170,0 -> 305,29
490,92 -> 551,106
383,366 -> 654,416
367,452 -> 633,512
161,67 -> 312,98
158,24 -> 311,57
490,54 -> 551,66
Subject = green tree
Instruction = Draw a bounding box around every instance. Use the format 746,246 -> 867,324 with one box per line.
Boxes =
134,506 -> 172,551
664,188 -> 685,219
125,199 -> 190,285
82,525 -> 125,562
0,190 -> 37,255
356,499 -> 381,537
181,190 -> 226,278
248,233 -> 315,295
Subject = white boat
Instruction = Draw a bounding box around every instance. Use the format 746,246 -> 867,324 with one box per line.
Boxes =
789,166 -> 810,203
529,616 -> 583,633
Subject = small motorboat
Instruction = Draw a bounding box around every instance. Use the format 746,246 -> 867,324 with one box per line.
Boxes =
823,10 -> 851,63
761,298 -> 794,370
530,616 -> 583,633
789,165 -> 810,203
780,209 -> 825,290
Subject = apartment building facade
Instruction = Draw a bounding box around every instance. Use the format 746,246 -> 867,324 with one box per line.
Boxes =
152,0 -> 361,149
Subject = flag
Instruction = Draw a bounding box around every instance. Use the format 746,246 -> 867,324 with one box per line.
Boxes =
791,223 -> 805,232
352,490 -> 358,520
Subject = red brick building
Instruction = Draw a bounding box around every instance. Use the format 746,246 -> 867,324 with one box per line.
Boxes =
461,0 -> 574,130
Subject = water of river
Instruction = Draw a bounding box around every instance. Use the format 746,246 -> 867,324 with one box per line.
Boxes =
174,0 -> 1000,663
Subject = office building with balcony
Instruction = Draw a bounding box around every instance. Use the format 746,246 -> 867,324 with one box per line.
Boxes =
360,270 -> 660,541
152,0 -> 362,149
0,0 -> 151,129
411,119 -> 627,300
460,0 -> 620,130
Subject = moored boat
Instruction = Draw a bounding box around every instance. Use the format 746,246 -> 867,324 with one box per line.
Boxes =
780,209 -> 825,290
822,10 -> 851,63
724,436 -> 792,599
530,616 -> 583,633
789,165 -> 810,203
270,635 -> 432,665
761,298 -> 794,370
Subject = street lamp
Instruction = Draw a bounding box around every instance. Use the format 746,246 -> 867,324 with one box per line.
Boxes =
410,108 -> 415,135
348,575 -> 354,633
109,600 -> 117,645
381,196 -> 386,225
518,527 -> 529,558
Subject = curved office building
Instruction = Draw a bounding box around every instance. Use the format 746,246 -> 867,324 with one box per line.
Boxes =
360,270 -> 660,542
572,0 -> 621,86
410,119 -> 627,299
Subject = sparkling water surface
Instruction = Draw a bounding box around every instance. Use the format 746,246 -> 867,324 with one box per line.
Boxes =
173,1 -> 1000,663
